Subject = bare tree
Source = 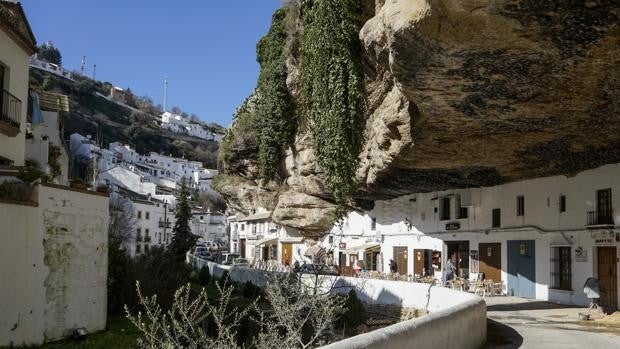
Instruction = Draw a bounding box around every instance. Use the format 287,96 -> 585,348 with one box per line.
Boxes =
126,272 -> 348,349
109,193 -> 136,251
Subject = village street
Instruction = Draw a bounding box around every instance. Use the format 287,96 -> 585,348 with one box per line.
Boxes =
485,296 -> 620,348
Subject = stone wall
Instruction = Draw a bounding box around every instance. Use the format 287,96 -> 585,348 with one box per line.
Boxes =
0,184 -> 109,346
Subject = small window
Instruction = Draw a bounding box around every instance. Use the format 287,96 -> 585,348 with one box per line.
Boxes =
371,218 -> 377,230
559,195 -> 566,213
136,228 -> 141,237
516,195 -> 525,216
145,229 -> 149,237
328,236 -> 334,244
550,246 -> 571,290
137,211 -> 142,219
145,212 -> 150,220
136,245 -> 141,254
440,197 -> 451,221
492,209 -> 501,228
145,244 -> 150,253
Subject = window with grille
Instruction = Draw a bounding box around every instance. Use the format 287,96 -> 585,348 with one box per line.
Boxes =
492,208 -> 501,228
550,246 -> 572,290
559,195 -> 566,213
371,218 -> 377,230
516,195 -> 525,216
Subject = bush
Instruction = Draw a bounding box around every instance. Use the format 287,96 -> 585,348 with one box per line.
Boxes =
241,281 -> 261,299
0,180 -> 35,202
338,289 -> 367,335
198,266 -> 211,285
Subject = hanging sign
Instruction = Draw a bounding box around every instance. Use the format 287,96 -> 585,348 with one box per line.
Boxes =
446,222 -> 460,231
339,242 -> 346,250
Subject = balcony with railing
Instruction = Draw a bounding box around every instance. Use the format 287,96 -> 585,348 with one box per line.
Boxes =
158,220 -> 172,228
586,210 -> 614,227
0,90 -> 22,136
144,236 -> 151,243
136,235 -> 143,242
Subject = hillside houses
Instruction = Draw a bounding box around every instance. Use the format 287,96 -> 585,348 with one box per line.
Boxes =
161,111 -> 223,142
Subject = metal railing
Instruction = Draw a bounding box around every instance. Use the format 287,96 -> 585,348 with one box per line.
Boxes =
1,89 -> 22,130
158,221 -> 171,228
587,210 -> 614,226
144,236 -> 151,242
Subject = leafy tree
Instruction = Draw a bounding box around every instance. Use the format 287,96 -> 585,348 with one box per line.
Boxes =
38,42 -> 62,66
169,179 -> 196,261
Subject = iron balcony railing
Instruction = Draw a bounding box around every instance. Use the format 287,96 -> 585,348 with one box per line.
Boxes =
144,236 -> 151,243
1,89 -> 22,131
587,210 -> 614,226
158,221 -> 172,228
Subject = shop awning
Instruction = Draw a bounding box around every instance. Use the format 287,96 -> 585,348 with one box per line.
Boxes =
345,242 -> 380,254
304,244 -> 325,257
255,237 -> 278,246
280,237 -> 304,244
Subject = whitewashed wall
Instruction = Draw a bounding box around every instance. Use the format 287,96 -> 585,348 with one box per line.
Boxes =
0,184 -> 109,346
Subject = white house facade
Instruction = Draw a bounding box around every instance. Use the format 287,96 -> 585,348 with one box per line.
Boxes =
326,163 -> 620,309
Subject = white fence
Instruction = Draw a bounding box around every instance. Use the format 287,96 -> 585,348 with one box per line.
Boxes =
186,255 -> 487,349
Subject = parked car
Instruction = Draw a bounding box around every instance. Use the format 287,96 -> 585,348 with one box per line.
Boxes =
232,258 -> 250,267
220,253 -> 240,265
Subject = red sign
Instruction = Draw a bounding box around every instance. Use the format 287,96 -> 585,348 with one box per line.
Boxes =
339,242 -> 346,249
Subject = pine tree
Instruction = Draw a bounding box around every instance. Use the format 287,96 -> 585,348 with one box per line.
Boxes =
169,179 -> 196,261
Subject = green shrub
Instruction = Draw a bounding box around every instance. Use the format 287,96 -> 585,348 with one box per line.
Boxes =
198,266 -> 211,285
338,289 -> 367,335
241,281 -> 261,299
0,180 -> 35,202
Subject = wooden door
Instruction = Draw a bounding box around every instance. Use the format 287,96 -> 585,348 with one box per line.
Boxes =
598,247 -> 618,309
393,247 -> 408,275
414,249 -> 425,276
281,243 -> 292,266
240,239 -> 246,258
338,252 -> 346,274
479,243 -> 501,282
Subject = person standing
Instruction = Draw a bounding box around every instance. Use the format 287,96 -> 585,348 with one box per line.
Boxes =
445,258 -> 456,283
389,259 -> 398,274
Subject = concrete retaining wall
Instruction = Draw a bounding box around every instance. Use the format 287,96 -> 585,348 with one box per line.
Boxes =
187,257 -> 487,349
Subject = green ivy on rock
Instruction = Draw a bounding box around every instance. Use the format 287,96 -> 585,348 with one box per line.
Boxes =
300,0 -> 365,211
255,9 -> 295,180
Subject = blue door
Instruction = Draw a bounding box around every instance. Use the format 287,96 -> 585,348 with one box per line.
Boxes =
507,240 -> 536,298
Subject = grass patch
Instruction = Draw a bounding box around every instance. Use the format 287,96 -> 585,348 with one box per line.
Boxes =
26,317 -> 139,349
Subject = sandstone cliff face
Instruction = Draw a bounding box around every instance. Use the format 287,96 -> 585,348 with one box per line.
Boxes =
219,0 -> 620,236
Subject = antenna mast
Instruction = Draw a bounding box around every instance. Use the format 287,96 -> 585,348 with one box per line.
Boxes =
80,56 -> 86,75
163,76 -> 169,112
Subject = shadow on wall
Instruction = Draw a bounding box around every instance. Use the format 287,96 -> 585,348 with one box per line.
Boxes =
332,278 -> 404,308
484,319 -> 524,348
487,301 -> 580,312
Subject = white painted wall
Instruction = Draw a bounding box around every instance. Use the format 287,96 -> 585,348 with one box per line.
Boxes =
0,184 -> 109,346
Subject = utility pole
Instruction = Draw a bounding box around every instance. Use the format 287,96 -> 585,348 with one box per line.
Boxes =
163,200 -> 168,244
80,56 -> 86,75
163,76 -> 168,112
92,63 -> 97,80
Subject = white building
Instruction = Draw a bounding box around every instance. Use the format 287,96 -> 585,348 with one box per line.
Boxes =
28,54 -> 73,80
160,111 -> 222,142
0,5 -> 109,345
328,163 -> 620,309
229,209 -> 308,266
190,210 -> 227,244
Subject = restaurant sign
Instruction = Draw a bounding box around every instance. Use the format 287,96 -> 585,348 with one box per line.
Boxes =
446,222 -> 460,231
593,231 -> 615,245
339,242 -> 346,250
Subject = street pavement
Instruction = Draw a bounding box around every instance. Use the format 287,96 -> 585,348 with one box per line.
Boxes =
484,296 -> 620,348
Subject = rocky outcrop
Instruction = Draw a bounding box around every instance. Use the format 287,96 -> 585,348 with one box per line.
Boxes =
219,0 -> 620,234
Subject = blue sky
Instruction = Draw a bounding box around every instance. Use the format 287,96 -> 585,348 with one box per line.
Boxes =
22,0 -> 282,127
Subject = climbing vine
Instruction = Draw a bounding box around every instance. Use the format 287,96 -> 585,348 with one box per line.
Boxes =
300,0 -> 365,210
255,8 -> 295,180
